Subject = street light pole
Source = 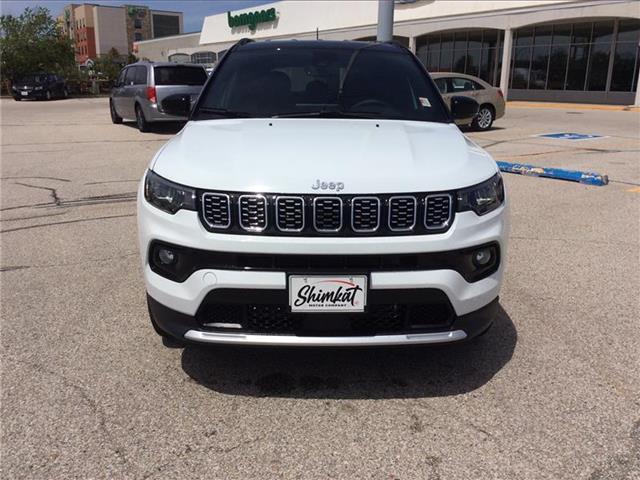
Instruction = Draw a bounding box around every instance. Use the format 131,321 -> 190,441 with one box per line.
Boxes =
376,0 -> 394,42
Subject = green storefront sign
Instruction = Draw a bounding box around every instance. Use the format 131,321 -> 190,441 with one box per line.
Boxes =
227,8 -> 277,31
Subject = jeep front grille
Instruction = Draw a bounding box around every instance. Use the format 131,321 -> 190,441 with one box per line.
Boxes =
238,195 -> 267,231
425,194 -> 452,229
200,191 -> 454,236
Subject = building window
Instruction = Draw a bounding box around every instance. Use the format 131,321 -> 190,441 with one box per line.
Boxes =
168,53 -> 190,63
416,29 -> 503,86
190,51 -> 216,64
510,19 -> 639,94
610,19 -> 640,92
152,14 -> 180,39
134,18 -> 142,29
134,32 -> 143,42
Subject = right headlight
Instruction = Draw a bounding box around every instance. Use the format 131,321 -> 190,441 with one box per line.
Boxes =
456,173 -> 505,216
144,170 -> 196,214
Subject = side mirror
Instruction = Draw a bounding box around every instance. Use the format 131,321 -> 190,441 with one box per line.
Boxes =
450,95 -> 479,120
161,94 -> 191,117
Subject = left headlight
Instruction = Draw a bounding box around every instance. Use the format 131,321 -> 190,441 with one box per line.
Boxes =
456,173 -> 505,216
34,86 -> 43,90
144,170 -> 196,214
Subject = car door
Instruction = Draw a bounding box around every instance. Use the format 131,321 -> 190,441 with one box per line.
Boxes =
433,77 -> 452,109
112,68 -> 129,117
121,67 -> 140,118
449,77 -> 478,124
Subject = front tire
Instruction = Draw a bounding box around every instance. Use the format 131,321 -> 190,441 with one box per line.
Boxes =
472,105 -> 494,131
110,100 -> 123,124
135,104 -> 150,132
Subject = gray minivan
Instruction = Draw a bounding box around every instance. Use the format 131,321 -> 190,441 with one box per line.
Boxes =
110,62 -> 207,132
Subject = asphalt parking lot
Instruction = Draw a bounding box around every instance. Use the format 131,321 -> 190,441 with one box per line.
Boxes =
1,97 -> 639,479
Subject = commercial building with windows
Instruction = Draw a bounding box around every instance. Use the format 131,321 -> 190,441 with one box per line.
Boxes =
135,0 -> 639,105
58,3 -> 183,64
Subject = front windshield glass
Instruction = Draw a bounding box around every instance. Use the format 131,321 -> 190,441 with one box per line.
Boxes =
194,45 -> 449,122
18,74 -> 45,84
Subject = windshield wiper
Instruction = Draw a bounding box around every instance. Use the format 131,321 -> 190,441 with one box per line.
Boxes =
197,107 -> 252,118
272,110 -> 389,119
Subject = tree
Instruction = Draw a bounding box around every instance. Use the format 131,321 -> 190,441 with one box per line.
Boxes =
93,47 -> 127,82
0,7 -> 75,85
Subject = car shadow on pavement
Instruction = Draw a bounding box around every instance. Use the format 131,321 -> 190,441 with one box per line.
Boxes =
180,304 -> 516,399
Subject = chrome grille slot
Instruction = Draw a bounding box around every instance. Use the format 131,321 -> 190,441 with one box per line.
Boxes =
202,193 -> 231,229
275,196 -> 305,232
352,197 -> 380,232
313,197 -> 343,232
388,196 -> 417,231
238,195 -> 267,231
425,194 -> 452,229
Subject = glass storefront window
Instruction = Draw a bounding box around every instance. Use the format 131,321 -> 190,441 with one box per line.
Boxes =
547,44 -> 569,89
616,19 -> 640,43
552,24 -> 572,44
592,21 -> 614,44
511,46 -> 531,89
611,42 -> 638,91
416,29 -> 502,85
571,22 -> 592,44
566,43 -> 590,90
529,45 -> 550,89
516,28 -> 533,46
586,42 -> 610,91
534,25 -> 552,45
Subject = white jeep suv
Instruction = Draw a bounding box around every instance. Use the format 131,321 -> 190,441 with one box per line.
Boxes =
137,40 -> 508,347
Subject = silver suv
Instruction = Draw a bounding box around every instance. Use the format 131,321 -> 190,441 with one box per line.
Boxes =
109,62 -> 207,132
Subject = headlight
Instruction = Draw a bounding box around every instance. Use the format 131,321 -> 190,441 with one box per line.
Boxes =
456,173 -> 504,216
144,170 -> 196,214
34,86 -> 43,90
11,86 -> 17,91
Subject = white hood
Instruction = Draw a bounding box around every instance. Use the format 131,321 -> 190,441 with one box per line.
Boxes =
151,118 -> 498,194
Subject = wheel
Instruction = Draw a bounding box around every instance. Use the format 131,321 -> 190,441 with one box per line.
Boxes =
45,90 -> 52,101
110,99 -> 123,124
13,97 -> 21,101
472,105 -> 494,131
147,297 -> 185,348
135,104 -> 150,132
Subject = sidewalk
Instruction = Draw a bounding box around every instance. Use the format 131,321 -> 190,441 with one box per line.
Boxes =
506,100 -> 639,111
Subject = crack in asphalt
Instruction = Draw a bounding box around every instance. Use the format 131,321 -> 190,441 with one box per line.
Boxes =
0,213 -> 135,234
85,179 -> 139,185
588,419 -> 640,480
140,435 -> 265,480
13,181 -> 61,206
0,211 -> 68,222
4,357 -> 133,475
1,176 -> 71,182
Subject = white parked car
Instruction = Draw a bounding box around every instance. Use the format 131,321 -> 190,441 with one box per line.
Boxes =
138,40 -> 509,347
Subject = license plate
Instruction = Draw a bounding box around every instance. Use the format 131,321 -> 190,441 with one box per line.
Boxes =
21,91 -> 28,96
289,275 -> 367,312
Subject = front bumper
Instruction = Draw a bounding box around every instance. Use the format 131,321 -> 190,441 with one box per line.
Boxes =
148,294 -> 498,346
138,182 -> 509,346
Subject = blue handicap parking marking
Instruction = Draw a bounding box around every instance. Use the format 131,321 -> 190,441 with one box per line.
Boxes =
537,132 -> 602,140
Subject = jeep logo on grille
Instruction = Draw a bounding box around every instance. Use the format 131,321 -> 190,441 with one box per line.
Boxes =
311,179 -> 344,192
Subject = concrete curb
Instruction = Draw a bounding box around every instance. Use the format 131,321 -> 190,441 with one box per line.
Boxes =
497,161 -> 609,186
506,101 -> 639,112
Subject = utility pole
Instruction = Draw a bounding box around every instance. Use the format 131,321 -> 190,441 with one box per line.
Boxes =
376,0 -> 394,42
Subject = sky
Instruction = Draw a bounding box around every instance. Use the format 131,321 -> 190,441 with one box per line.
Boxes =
0,0 -> 279,32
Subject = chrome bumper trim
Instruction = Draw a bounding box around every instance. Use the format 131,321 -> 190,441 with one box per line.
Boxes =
183,329 -> 467,346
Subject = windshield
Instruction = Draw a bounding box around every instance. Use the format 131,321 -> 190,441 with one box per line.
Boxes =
194,45 -> 449,122
154,66 -> 207,86
18,74 -> 46,84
